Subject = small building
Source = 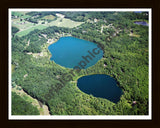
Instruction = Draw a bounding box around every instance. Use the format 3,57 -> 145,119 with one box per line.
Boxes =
104,20 -> 107,23
39,53 -> 43,57
94,18 -> 98,22
113,33 -> 116,37
133,101 -> 137,104
27,52 -> 32,55
56,13 -> 65,18
132,101 -> 137,106
24,74 -> 28,78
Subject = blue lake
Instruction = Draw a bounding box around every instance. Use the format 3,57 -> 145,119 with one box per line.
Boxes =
77,74 -> 123,103
134,21 -> 148,26
134,11 -> 142,13
48,37 -> 103,69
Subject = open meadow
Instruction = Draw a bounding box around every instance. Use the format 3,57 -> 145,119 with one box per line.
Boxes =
13,14 -> 84,37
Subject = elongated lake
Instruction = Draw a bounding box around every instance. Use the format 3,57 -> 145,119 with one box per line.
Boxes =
134,21 -> 148,26
77,74 -> 123,103
48,37 -> 103,69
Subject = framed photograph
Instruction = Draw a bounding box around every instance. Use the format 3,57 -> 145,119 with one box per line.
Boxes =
8,8 -> 152,120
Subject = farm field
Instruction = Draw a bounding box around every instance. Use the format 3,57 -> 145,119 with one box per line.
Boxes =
41,15 -> 56,20
12,14 -> 84,37
15,25 -> 48,37
12,11 -> 29,17
46,17 -> 84,28
14,18 -> 84,37
12,19 -> 34,30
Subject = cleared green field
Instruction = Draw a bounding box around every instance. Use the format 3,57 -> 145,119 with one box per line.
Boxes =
15,25 -> 48,37
12,20 -> 34,30
46,18 -> 84,28
14,17 -> 84,37
12,11 -> 30,17
21,15 -> 31,19
42,15 -> 56,20
12,12 -> 24,17
12,64 -> 15,73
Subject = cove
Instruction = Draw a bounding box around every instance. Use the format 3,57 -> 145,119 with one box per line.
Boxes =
134,21 -> 148,26
48,37 -> 103,69
77,74 -> 123,103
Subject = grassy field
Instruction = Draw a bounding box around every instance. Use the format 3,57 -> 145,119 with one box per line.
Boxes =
21,15 -> 31,19
12,20 -> 34,30
13,15 -> 84,37
11,64 -> 15,73
12,11 -> 31,17
15,25 -> 48,37
132,19 -> 149,24
46,17 -> 84,28
42,15 -> 56,20
128,33 -> 140,37
12,12 -> 24,17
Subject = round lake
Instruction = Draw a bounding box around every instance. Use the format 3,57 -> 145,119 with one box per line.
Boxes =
48,37 -> 103,69
77,74 -> 123,103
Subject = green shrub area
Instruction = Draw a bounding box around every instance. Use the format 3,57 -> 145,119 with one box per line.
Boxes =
12,92 -> 40,115
12,26 -> 20,36
15,25 -> 48,37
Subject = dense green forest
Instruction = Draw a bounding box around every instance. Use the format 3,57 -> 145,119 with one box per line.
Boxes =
11,11 -> 149,115
12,26 -> 20,37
